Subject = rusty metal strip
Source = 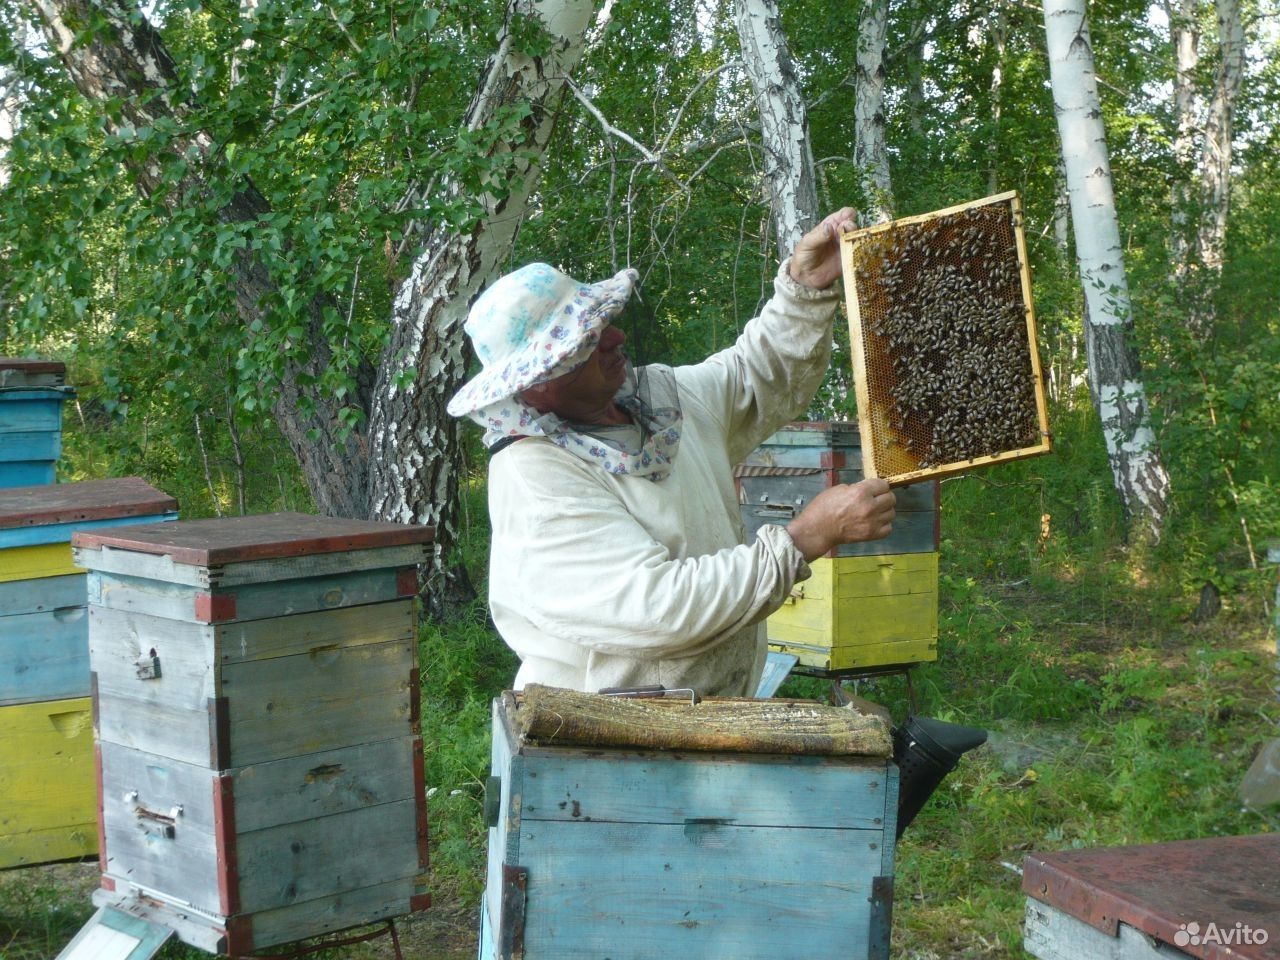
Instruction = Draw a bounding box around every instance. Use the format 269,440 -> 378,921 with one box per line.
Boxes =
868,875 -> 894,960
498,864 -> 529,960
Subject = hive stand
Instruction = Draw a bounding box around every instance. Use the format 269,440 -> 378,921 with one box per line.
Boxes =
0,478 -> 177,868
1023,835 -> 1280,959
65,512 -> 434,957
0,358 -> 76,488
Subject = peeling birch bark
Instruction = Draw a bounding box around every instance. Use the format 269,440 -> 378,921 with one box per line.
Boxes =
734,0 -> 820,252
366,0 -> 600,596
1164,0 -> 1201,274
854,0 -> 893,225
1189,0 -> 1245,335
1042,0 -> 1170,542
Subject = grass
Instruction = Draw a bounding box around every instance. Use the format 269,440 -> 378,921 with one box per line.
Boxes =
4,415 -> 1277,959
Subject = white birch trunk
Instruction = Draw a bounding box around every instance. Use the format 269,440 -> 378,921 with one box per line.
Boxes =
988,1 -> 1008,194
734,0 -> 820,252
854,0 -> 893,225
1195,0 -> 1244,277
1042,0 -> 1170,542
1164,0 -> 1200,274
367,0 -> 599,601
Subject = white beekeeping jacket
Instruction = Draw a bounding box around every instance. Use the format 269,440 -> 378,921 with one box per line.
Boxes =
487,261 -> 839,697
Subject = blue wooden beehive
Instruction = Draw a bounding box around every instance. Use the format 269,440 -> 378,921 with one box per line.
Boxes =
73,512 -> 434,955
0,358 -> 76,488
481,688 -> 898,960
0,477 -> 177,868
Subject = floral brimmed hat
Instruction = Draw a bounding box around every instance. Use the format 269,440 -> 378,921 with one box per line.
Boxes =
446,262 -> 638,419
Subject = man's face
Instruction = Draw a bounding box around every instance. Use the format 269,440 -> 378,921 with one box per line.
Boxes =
523,325 -> 629,419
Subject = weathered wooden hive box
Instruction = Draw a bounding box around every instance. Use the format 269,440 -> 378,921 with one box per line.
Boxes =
0,358 -> 76,488
737,421 -> 940,672
1023,834 -> 1280,960
480,686 -> 899,960
0,477 -> 177,868
73,512 -> 434,954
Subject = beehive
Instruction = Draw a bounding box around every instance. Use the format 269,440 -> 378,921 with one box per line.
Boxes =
0,358 -> 76,488
0,478 -> 177,868
1023,835 -> 1280,960
74,513 -> 433,954
480,688 -> 898,960
840,191 -> 1051,486
737,422 -> 939,673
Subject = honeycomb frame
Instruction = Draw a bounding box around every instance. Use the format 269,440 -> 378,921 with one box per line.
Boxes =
840,190 -> 1052,486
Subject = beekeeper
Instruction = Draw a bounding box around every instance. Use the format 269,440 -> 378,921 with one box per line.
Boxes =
447,208 -> 896,697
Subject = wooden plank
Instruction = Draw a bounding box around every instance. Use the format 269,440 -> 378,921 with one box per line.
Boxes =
52,906 -> 175,960
0,358 -> 66,378
88,602 -> 412,675
515,820 -> 885,960
90,609 -> 218,706
99,738 -> 418,841
0,573 -> 83,615
0,478 -> 177,531
235,798 -> 421,911
76,542 -> 429,589
1022,836 -> 1280,959
0,430 -> 62,462
229,737 -> 419,832
0,463 -> 56,487
222,640 -> 415,767
515,752 -> 892,830
94,640 -> 414,768
91,887 -> 228,956
101,794 -> 223,915
768,636 -> 938,672
89,567 -> 416,624
0,395 -> 64,433
0,512 -> 177,550
1024,898 -> 1194,960
770,594 -> 937,643
245,874 -> 428,951
73,512 -> 434,565
0,603 -> 90,704
0,819 -> 98,868
0,542 -> 80,581
0,696 -> 97,868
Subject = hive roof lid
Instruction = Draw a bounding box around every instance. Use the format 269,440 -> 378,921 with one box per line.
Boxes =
72,511 -> 434,565
0,477 -> 177,529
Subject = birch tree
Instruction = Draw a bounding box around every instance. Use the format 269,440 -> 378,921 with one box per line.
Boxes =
1164,0 -> 1201,273
23,0 -> 602,606
1042,0 -> 1171,542
735,0 -> 820,250
368,0 -> 600,607
854,0 -> 894,224
1190,0 -> 1245,333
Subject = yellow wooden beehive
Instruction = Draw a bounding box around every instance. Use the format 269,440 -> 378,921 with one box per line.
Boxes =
840,191 -> 1051,487
737,423 -> 939,674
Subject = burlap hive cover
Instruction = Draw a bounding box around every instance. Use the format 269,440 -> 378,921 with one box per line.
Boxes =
512,685 -> 893,757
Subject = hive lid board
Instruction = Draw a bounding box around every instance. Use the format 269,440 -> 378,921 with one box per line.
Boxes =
73,511 -> 435,566
1023,834 -> 1280,959
0,478 -> 177,530
54,906 -> 174,960
0,358 -> 66,387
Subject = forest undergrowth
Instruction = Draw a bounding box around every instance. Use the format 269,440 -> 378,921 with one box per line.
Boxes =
1,400 -> 1276,960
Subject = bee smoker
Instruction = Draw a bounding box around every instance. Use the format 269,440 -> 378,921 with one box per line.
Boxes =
892,715 -> 988,837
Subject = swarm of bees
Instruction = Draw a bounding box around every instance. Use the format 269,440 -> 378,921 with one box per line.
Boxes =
847,195 -> 1046,477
